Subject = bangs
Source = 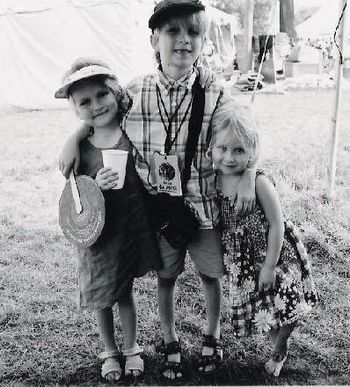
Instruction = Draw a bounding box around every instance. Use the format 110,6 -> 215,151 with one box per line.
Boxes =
211,102 -> 260,167
160,10 -> 208,36
215,121 -> 254,150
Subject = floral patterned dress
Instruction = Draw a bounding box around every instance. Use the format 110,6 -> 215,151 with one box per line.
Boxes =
219,171 -> 318,336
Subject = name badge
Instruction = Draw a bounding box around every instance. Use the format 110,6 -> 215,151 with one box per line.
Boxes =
154,153 -> 182,196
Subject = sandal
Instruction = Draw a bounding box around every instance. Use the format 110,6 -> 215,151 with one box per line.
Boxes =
123,345 -> 144,377
198,334 -> 223,374
156,340 -> 183,380
265,352 -> 288,377
99,350 -> 122,382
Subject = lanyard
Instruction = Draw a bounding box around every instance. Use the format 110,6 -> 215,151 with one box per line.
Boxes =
156,84 -> 193,155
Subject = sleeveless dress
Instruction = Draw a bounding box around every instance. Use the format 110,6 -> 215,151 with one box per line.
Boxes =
218,171 -> 318,336
76,132 -> 161,311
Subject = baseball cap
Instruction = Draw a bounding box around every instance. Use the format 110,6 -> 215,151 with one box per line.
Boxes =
148,0 -> 205,30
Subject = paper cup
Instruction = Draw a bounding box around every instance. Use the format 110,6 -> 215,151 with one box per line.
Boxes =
102,149 -> 128,189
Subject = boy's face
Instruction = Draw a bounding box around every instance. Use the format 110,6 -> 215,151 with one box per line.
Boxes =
71,80 -> 119,128
153,18 -> 205,78
211,128 -> 250,176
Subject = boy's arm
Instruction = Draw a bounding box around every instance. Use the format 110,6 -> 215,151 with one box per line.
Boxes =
235,167 -> 257,214
59,124 -> 91,178
255,174 -> 284,290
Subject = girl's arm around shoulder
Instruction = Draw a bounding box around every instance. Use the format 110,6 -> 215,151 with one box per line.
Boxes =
126,73 -> 156,96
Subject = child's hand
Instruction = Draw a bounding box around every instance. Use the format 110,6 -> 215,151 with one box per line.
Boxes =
234,190 -> 256,215
59,124 -> 92,178
235,170 -> 256,215
96,168 -> 119,190
258,264 -> 276,291
59,136 -> 80,179
198,66 -> 214,89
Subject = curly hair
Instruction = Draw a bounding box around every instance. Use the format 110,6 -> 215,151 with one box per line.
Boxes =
65,57 -> 131,122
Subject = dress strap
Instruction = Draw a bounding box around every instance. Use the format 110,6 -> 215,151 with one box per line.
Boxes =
256,169 -> 276,186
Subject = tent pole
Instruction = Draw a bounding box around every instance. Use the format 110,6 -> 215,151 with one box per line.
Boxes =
328,0 -> 348,196
243,0 -> 255,72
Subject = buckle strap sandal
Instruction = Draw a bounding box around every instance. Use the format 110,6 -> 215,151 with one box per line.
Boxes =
122,345 -> 144,377
198,334 -> 223,374
156,340 -> 184,380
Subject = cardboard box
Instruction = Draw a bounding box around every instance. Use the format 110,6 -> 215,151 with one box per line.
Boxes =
285,61 -> 322,77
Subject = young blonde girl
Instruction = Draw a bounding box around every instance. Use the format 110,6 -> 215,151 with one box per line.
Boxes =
55,58 -> 161,382
207,101 -> 318,377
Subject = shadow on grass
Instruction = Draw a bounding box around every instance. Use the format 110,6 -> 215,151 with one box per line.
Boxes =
0,359 -> 312,387
42,356 -> 314,387
177,361 -> 312,386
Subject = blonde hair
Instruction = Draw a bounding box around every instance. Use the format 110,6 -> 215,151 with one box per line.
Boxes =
151,10 -> 208,67
66,57 -> 131,122
210,100 -> 260,168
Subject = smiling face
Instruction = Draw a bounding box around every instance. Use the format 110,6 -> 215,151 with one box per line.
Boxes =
70,79 -> 119,129
211,128 -> 251,176
152,12 -> 207,79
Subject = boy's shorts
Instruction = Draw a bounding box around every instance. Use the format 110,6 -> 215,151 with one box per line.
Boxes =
157,227 -> 224,279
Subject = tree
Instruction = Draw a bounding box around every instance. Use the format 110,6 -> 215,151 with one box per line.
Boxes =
253,0 -> 276,35
280,0 -> 296,41
208,0 -> 279,33
208,0 -> 245,14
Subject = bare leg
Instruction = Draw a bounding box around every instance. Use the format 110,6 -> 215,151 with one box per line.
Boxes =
157,276 -> 182,379
157,276 -> 178,342
265,321 -> 297,376
272,322 -> 296,360
96,307 -> 118,352
200,273 -> 221,338
118,292 -> 137,350
269,327 -> 279,346
198,273 -> 222,372
96,307 -> 121,382
118,291 -> 143,376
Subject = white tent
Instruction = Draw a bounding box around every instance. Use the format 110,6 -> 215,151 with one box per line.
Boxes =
296,2 -> 340,37
0,0 -> 155,110
0,0 -> 237,111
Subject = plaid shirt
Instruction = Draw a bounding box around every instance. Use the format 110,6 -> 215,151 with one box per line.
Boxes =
124,68 -> 230,229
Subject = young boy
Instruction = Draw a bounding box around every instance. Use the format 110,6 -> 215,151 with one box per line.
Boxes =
59,0 -> 256,380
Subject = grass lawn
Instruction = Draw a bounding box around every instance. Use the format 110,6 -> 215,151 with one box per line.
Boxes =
0,89 -> 349,386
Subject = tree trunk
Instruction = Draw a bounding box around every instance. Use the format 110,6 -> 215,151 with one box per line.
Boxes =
280,0 -> 296,42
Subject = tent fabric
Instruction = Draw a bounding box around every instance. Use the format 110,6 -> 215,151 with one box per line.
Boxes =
0,0 -> 236,111
0,0 -> 155,110
295,2 -> 342,37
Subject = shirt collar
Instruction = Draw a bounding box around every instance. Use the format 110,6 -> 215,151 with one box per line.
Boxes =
156,67 -> 198,92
